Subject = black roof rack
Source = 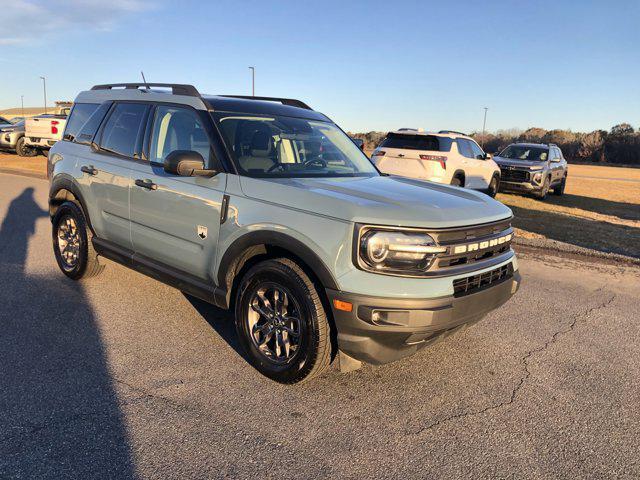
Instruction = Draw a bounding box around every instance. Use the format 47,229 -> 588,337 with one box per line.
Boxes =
438,130 -> 467,136
220,95 -> 312,111
90,83 -> 201,97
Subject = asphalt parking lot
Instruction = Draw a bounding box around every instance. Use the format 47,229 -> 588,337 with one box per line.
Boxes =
1,172 -> 639,479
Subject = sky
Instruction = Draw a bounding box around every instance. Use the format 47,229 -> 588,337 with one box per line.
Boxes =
1,0 -> 639,134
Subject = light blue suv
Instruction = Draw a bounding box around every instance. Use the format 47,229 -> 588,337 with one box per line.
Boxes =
48,83 -> 520,383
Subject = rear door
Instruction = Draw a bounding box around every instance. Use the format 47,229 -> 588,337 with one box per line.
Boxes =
129,104 -> 227,282
76,101 -> 149,249
373,133 -> 451,180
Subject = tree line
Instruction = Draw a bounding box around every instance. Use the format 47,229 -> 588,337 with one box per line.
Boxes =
350,123 -> 640,165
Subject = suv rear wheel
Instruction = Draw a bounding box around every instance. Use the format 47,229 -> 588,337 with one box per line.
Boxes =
52,201 -> 104,280
16,137 -> 36,157
235,258 -> 332,384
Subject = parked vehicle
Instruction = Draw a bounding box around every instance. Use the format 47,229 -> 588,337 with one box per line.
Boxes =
0,120 -> 34,156
23,114 -> 68,156
48,83 -> 520,383
371,130 -> 501,197
494,143 -> 568,199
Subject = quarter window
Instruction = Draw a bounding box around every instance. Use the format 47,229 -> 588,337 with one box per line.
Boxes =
64,103 -> 100,141
149,105 -> 210,164
99,103 -> 148,158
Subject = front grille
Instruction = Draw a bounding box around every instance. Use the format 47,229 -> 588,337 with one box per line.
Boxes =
500,168 -> 529,182
453,264 -> 513,297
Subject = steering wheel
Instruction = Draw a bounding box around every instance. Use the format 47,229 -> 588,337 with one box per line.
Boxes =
302,158 -> 328,168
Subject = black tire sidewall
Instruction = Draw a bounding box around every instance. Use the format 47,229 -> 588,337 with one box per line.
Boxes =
489,175 -> 499,197
52,202 -> 90,280
235,261 -> 322,383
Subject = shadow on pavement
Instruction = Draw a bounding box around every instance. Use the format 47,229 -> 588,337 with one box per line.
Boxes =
543,193 -> 640,221
0,188 -> 136,479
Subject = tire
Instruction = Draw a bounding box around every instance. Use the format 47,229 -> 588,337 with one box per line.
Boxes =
536,176 -> 550,200
52,201 -> 104,280
553,176 -> 566,196
487,175 -> 500,198
16,137 -> 36,157
450,176 -> 463,187
235,258 -> 332,384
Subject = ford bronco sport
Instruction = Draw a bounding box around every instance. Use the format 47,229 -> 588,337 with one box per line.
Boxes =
48,83 -> 520,383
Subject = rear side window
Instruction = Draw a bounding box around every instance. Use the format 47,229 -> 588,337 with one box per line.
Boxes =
457,139 -> 474,158
99,103 -> 148,158
63,103 -> 100,141
379,133 -> 452,152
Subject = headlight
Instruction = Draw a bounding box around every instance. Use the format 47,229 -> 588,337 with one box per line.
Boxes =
357,227 -> 446,276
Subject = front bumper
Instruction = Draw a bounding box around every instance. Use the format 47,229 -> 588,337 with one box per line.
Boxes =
327,269 -> 521,365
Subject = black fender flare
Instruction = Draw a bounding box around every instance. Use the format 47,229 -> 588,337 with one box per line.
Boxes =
217,230 -> 340,293
49,174 -> 94,232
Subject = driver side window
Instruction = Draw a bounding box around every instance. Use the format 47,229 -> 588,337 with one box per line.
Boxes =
149,105 -> 210,164
469,141 -> 485,160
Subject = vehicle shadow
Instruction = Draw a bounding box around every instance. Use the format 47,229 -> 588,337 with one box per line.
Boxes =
543,193 -> 640,221
0,188 -> 136,479
183,294 -> 248,361
509,203 -> 640,258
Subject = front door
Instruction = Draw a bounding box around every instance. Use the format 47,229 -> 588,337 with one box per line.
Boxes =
129,104 -> 227,282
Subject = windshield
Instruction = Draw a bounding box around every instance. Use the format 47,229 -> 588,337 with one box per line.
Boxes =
212,113 -> 378,178
499,145 -> 548,161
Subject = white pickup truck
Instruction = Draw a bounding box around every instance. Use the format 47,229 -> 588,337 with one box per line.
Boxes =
23,112 -> 69,156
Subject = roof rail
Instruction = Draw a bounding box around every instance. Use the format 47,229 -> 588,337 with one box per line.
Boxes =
438,130 -> 467,136
220,95 -> 312,111
90,83 -> 201,97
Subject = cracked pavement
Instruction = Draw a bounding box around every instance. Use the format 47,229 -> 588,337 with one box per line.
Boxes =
1,173 -> 639,479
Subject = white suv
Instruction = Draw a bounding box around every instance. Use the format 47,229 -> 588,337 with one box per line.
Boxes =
371,130 -> 501,197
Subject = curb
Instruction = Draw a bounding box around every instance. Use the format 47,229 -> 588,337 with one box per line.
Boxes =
0,167 -> 47,180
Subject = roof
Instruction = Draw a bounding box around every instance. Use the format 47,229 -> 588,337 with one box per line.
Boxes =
509,142 -> 550,148
202,95 -> 329,121
387,129 -> 470,139
73,83 -> 330,122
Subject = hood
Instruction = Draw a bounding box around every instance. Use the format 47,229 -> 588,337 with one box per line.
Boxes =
494,156 -> 547,169
239,175 -> 512,229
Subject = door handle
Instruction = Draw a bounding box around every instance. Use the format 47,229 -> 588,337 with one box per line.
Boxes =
81,165 -> 98,176
135,179 -> 157,190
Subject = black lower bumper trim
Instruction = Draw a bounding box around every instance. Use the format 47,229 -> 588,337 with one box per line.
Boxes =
327,269 -> 521,365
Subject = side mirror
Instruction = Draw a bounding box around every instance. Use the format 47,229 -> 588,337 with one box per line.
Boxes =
164,150 -> 212,177
484,153 -> 493,160
551,157 -> 561,163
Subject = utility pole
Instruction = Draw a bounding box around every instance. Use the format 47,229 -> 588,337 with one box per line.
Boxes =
21,95 -> 25,120
481,107 -> 488,148
248,66 -> 255,96
39,76 -> 47,114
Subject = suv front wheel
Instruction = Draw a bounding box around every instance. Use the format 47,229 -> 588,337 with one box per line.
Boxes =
235,258 -> 332,384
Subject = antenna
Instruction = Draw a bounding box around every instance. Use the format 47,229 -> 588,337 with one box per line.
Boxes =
141,71 -> 150,90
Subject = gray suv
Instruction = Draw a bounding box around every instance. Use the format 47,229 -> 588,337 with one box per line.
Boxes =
48,83 -> 520,383
494,143 -> 568,199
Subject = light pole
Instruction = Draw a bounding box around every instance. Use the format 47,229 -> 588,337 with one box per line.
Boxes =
39,76 -> 47,114
481,107 -> 488,148
21,95 -> 25,120
248,66 -> 255,96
